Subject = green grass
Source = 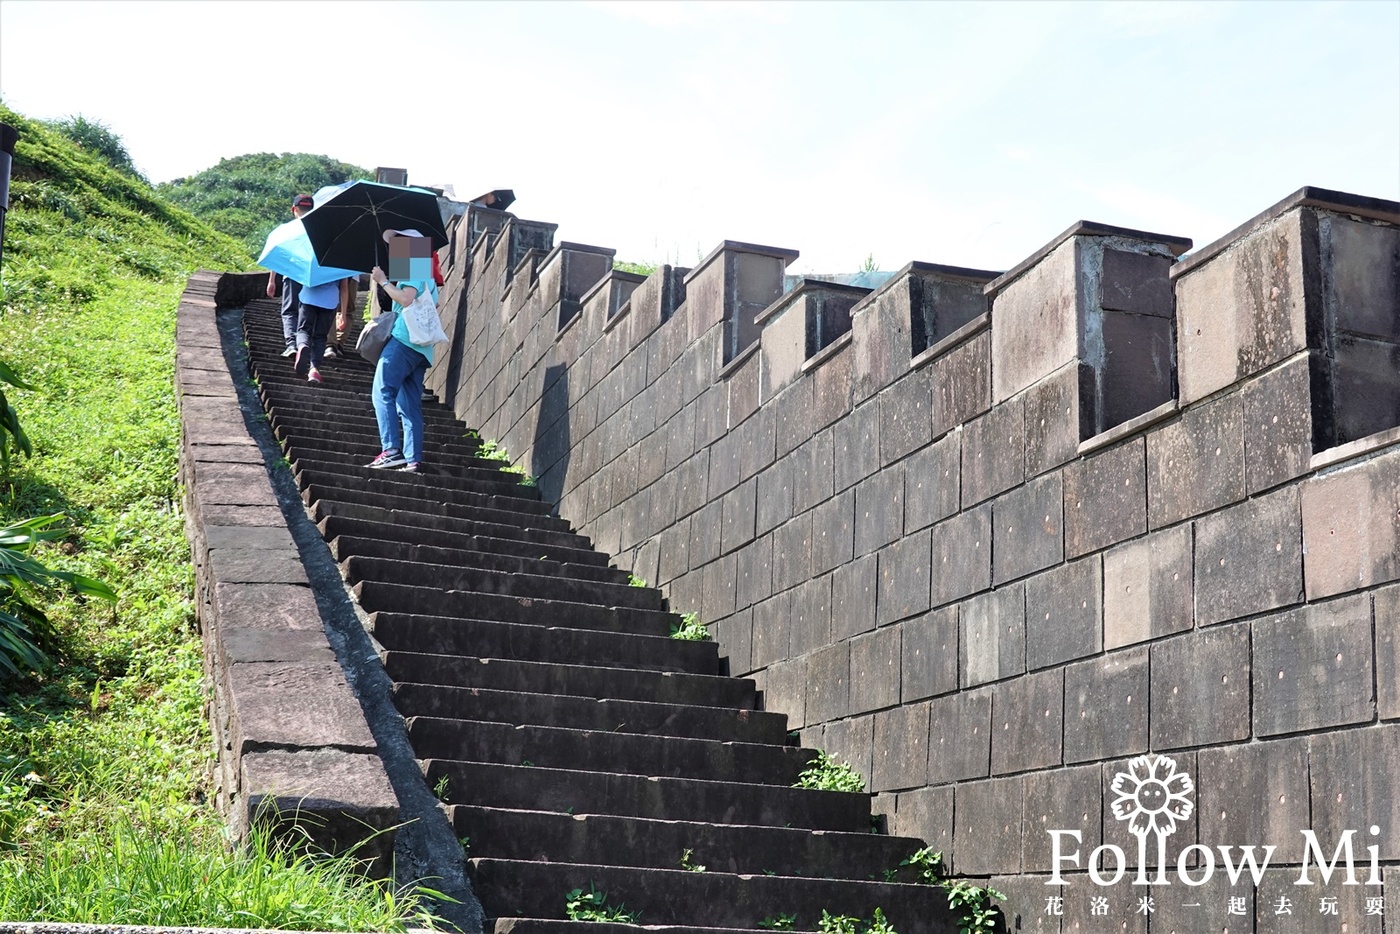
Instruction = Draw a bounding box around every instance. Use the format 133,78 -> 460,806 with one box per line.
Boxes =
0,101 -> 442,928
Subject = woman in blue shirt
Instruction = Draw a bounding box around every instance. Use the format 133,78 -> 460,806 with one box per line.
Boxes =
366,230 -> 438,472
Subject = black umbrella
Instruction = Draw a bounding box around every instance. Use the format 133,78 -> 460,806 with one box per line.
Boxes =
470,188 -> 515,211
301,181 -> 450,274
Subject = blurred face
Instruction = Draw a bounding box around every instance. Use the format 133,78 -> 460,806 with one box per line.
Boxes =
388,236 -> 433,280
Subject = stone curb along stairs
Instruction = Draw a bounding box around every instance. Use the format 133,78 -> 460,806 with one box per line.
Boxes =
179,269 -> 973,934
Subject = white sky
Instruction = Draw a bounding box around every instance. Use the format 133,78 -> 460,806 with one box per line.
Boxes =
2,0 -> 1397,273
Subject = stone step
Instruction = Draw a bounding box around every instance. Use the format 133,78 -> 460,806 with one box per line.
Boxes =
329,536 -> 626,586
258,382 -> 468,428
370,616 -> 720,676
382,652 -> 749,706
312,499 -> 592,554
354,580 -> 678,636
424,761 -> 864,832
270,412 -> 488,458
453,807 -> 930,882
276,424 -> 492,467
319,513 -> 608,567
394,684 -> 787,744
294,458 -> 541,505
301,480 -> 573,534
341,555 -> 667,612
289,444 -> 528,484
408,718 -> 812,785
467,859 -> 959,934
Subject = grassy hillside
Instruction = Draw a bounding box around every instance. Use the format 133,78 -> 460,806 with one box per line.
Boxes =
0,104 -> 437,927
158,152 -> 372,257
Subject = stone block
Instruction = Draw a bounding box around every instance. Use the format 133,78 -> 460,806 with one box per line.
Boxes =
932,330 -> 992,435
960,398 -> 1025,508
1145,392 -> 1245,529
989,874 -> 1059,934
805,641 -> 850,725
701,552 -> 738,628
789,574 -> 832,658
992,473 -> 1064,584
1378,584 -> 1400,720
834,400 -> 881,493
927,686 -> 993,784
991,238 -> 1079,404
658,517 -> 691,583
1023,364 -> 1079,478
890,785 -> 953,864
1099,751 -> 1198,870
1325,214 -> 1400,341
876,528 -> 931,625
1100,248 -> 1172,317
822,714 -> 874,789
689,499 -> 724,568
750,590 -> 790,669
764,656 -> 807,729
954,775 -> 1025,875
735,534 -> 773,612
1102,523 -> 1193,650
903,431 -> 960,532
851,282 -> 911,403
1022,764 -> 1103,873
930,503 -> 992,607
1176,207 -> 1313,405
900,606 -> 959,702
772,379 -> 814,460
810,343 -> 853,431
1252,594 -> 1375,736
1025,555 -> 1102,670
225,662 -> 376,755
873,700 -> 930,792
771,511 -> 813,595
960,584 -> 1026,688
1097,311 -> 1174,431
1151,869 -> 1255,934
1301,446 -> 1400,599
879,368 -> 934,466
1196,736 -> 1309,854
1062,438 -> 1145,558
1329,332 -> 1400,445
1063,647 -> 1148,764
854,463 -> 905,556
1149,623 -> 1251,749
831,553 -> 878,643
212,582 -> 321,635
792,428 -> 835,515
1194,484 -> 1303,626
755,457 -> 794,537
716,606 -> 753,676
1242,352 -> 1313,493
991,668 -> 1064,774
209,548 -> 308,586
811,489 -> 855,575
1308,723 -> 1400,861
849,625 -> 901,715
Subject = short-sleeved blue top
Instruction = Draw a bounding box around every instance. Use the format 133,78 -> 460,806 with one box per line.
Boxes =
390,279 -> 438,363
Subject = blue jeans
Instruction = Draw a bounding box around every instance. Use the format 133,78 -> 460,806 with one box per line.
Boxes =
372,338 -> 430,463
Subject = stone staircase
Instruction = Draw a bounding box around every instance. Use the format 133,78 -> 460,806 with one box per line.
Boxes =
240,296 -> 964,934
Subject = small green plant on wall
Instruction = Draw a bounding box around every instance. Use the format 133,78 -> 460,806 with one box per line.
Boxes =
565,883 -> 638,923
669,611 -> 710,641
897,847 -> 1004,934
818,907 -> 898,934
793,751 -> 866,793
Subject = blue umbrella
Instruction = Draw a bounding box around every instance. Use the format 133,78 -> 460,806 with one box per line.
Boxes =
257,218 -> 360,287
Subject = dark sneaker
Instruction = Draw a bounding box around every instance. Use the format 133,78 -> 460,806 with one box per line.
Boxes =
399,462 -> 423,473
367,450 -> 407,469
293,346 -> 310,376
281,345 -> 296,358
307,369 -> 323,384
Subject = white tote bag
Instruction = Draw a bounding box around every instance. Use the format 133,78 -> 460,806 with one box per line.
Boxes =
401,284 -> 449,346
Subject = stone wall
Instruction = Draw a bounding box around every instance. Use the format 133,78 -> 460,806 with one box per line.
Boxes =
427,187 -> 1400,929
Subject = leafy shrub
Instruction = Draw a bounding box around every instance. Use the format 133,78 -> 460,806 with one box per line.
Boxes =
565,883 -> 638,923
794,751 -> 866,793
669,611 -> 710,641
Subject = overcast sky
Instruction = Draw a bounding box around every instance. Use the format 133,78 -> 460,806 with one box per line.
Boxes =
2,0 -> 1397,273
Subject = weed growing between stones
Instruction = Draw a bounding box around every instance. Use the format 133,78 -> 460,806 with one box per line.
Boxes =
679,847 -> 706,872
465,430 -> 537,486
898,847 -> 1005,934
669,610 -> 710,641
759,912 -> 797,929
627,573 -> 648,587
793,750 -> 866,793
564,882 -> 639,923
818,907 -> 898,934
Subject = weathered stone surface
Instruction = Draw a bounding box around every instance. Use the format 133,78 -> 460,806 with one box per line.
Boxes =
992,473 -> 1063,584
900,606 -> 959,702
1102,523 -> 1193,650
961,399 -> 1025,508
879,368 -> 934,466
1308,723 -> 1400,860
715,606 -> 753,675
735,533 -> 773,612
199,503 -> 286,527
811,489 -> 855,575
960,584 -> 1025,688
1151,869 -> 1256,934
1057,875 -> 1147,934
1146,391 -> 1245,529
1062,438 -> 1145,558
1242,352 -> 1313,493
1254,867 -> 1383,934
872,700 -> 930,792
1176,207 -> 1312,405
701,552 -> 738,623
851,284 -> 912,403
1098,310 -> 1174,432
1023,364 -> 1079,478
226,662 -> 377,754
755,457 -> 794,536
763,656 -> 807,729
822,714 -> 874,789
849,625 -> 901,714
805,641 -> 850,725
932,331 -> 991,435
810,343 -> 853,432
212,581 -> 320,632
1252,594 -> 1375,736
1149,623 -> 1251,749
991,668 -> 1063,774
209,548 -> 308,585
749,590 -> 790,668
788,574 -> 832,657
689,499 -> 724,568
927,687 -> 992,784
876,527 -> 931,625
1330,332 -> 1400,445
903,431 -> 960,532
216,627 -> 335,667
1196,736 -> 1309,854
772,378 -> 814,459
1378,584 -> 1400,721
992,238 -> 1078,404
1325,214 -> 1400,341
1301,446 -> 1400,598
1025,555 -> 1102,670
1022,764 -> 1102,873
954,775 -> 1024,875
1194,484 -> 1303,626
771,511 -> 812,595
891,785 -> 954,866
1063,647 -> 1147,764
854,463 -> 905,556
1101,248 -> 1172,317
830,552 -> 877,643
833,400 -> 881,493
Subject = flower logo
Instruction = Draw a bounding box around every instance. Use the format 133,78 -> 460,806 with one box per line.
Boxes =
1110,754 -> 1194,839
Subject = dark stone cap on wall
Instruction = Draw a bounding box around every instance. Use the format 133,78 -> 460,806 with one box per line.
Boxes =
755,278 -> 872,326
850,260 -> 1002,316
984,221 -> 1193,299
1171,186 -> 1400,279
684,240 -> 801,284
